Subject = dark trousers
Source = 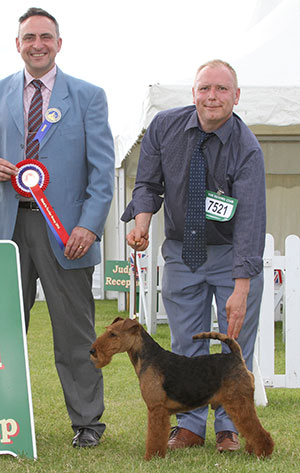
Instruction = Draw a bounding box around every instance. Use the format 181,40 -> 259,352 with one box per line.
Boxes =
13,208 -> 105,436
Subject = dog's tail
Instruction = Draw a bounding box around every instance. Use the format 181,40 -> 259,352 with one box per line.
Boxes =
192,331 -> 242,357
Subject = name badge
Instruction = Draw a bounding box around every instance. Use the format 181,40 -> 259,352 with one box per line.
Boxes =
205,191 -> 238,222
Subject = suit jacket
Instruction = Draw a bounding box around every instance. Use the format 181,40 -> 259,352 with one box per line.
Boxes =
0,67 -> 115,269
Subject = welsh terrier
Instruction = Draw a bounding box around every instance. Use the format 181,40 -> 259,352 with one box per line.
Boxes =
90,317 -> 274,460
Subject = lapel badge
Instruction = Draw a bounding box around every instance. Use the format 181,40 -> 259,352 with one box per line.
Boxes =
45,108 -> 62,123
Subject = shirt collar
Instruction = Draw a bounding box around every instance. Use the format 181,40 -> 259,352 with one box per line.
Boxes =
184,106 -> 234,144
24,65 -> 57,91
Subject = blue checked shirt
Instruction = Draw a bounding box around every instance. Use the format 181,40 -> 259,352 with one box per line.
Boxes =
122,106 -> 266,279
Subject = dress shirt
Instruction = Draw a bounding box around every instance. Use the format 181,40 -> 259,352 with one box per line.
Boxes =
23,65 -> 56,142
122,105 -> 266,279
20,66 -> 56,201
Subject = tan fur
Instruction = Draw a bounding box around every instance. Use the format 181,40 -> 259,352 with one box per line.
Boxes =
91,317 -> 274,460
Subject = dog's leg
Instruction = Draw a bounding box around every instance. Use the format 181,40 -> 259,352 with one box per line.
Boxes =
219,394 -> 274,457
144,406 -> 170,460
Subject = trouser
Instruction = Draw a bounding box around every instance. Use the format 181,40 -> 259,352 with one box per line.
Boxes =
12,208 -> 105,436
161,239 -> 263,438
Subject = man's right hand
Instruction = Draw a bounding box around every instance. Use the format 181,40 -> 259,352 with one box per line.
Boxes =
126,212 -> 152,251
126,227 -> 150,251
0,159 -> 18,182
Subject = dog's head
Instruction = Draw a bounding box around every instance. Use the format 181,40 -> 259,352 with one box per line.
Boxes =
90,317 -> 141,368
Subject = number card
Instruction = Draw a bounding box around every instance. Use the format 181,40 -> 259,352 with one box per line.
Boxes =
205,191 -> 238,222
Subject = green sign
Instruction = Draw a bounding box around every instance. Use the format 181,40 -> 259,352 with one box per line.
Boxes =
0,241 -> 37,459
104,260 -> 131,292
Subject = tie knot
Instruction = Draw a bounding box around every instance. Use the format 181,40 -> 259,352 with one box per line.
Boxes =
199,130 -> 213,145
32,79 -> 42,90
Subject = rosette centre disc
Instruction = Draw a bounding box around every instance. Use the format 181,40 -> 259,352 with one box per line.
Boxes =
21,169 -> 40,188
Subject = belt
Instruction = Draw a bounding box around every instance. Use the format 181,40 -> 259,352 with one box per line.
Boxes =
19,201 -> 40,211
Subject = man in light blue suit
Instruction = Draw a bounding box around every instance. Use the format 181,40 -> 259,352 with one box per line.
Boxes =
0,8 -> 115,448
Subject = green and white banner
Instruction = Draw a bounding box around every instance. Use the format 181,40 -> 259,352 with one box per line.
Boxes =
0,241 -> 37,459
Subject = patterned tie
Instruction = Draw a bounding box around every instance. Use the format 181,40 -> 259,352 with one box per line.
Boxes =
26,80 -> 43,160
182,130 -> 212,272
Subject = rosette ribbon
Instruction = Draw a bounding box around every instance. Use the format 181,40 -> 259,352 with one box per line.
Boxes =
11,160 -> 69,249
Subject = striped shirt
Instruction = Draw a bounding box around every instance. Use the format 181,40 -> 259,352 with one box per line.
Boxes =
21,66 -> 56,200
23,65 -> 57,144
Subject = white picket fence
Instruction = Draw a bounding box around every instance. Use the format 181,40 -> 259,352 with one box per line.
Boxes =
257,233 -> 300,388
130,233 -> 300,393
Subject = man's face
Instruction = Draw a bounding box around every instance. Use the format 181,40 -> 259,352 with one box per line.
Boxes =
192,65 -> 240,132
16,15 -> 62,78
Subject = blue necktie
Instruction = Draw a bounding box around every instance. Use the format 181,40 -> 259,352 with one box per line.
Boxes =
26,80 -> 43,160
182,131 -> 212,271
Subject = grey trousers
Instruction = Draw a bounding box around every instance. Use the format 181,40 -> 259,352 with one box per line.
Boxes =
12,208 -> 105,436
161,239 -> 263,439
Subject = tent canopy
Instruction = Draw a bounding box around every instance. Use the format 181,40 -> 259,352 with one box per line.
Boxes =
115,83 -> 300,168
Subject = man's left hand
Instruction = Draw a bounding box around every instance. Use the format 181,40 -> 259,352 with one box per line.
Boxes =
226,278 -> 250,339
64,226 -> 97,260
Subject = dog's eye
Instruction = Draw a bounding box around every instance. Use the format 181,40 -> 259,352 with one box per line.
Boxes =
109,332 -> 117,337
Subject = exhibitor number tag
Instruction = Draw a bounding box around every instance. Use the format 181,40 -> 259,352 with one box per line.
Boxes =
205,191 -> 238,222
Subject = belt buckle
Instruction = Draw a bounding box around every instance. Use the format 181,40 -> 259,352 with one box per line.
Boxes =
30,202 -> 39,211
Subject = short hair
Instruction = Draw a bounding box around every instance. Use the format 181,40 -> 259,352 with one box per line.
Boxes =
195,59 -> 238,89
18,7 -> 60,38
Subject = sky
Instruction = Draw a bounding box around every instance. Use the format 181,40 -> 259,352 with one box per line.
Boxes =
1,0 -> 297,136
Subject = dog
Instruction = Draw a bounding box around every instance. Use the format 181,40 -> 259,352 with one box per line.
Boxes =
90,317 -> 274,460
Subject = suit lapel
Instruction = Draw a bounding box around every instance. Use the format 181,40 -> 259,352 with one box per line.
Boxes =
39,68 -> 70,150
6,72 -> 25,137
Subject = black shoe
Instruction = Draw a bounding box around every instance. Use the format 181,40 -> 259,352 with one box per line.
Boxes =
72,428 -> 100,448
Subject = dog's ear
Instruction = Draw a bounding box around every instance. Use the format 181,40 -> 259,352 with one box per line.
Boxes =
111,317 -> 124,324
122,318 -> 140,332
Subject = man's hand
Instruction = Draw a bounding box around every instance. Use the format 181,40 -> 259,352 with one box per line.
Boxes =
64,226 -> 97,260
0,158 -> 18,182
226,278 -> 250,339
126,212 -> 152,251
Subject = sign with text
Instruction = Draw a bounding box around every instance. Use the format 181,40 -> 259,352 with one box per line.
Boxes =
0,241 -> 37,459
104,261 -> 131,292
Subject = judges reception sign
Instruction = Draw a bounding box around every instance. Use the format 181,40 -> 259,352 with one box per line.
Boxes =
104,261 -> 131,292
0,241 -> 37,459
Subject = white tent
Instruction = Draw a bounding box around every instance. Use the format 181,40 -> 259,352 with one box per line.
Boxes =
106,0 -> 300,305
34,0 -> 300,301
233,0 -> 300,88
115,83 -> 300,168
114,83 -> 300,263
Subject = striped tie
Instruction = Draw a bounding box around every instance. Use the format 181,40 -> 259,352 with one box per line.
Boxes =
182,131 -> 213,272
26,80 -> 43,160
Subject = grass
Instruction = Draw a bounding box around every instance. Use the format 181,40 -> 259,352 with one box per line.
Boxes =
1,300 -> 300,472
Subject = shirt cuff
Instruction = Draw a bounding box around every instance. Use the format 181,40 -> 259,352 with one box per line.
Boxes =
232,256 -> 263,279
121,195 -> 163,222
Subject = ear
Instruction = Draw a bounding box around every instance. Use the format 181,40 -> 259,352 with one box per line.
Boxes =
16,37 -> 21,53
234,87 -> 241,106
122,318 -> 140,332
57,37 -> 62,53
111,317 -> 124,324
192,86 -> 196,104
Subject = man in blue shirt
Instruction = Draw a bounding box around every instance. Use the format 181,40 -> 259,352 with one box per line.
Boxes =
122,59 -> 266,453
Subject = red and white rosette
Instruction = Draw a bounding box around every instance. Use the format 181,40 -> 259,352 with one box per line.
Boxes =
12,159 -> 49,198
11,160 -> 69,249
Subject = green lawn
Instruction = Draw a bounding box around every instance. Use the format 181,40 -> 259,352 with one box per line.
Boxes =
1,300 -> 300,473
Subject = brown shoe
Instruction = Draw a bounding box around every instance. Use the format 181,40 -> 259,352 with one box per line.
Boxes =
168,426 -> 204,450
216,431 -> 240,452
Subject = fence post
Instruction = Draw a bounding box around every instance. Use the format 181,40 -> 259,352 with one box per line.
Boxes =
147,215 -> 159,334
258,234 -> 275,386
285,235 -> 300,387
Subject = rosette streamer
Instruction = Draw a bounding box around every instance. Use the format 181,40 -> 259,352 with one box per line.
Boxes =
11,160 -> 69,249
